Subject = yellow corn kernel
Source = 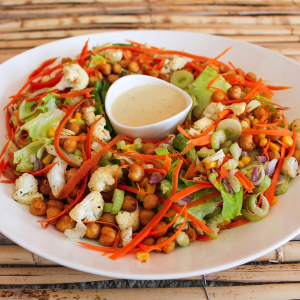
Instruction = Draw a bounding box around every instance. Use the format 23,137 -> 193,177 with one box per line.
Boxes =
205,161 -> 217,169
241,156 -> 251,166
140,177 -> 149,189
252,118 -> 259,126
259,137 -> 268,147
248,116 -> 255,122
146,183 -> 156,195
42,154 -> 55,166
48,126 -> 57,138
138,188 -> 146,202
238,160 -> 244,168
262,92 -> 272,100
136,251 -> 149,262
272,196 -> 278,206
122,144 -> 135,152
219,219 -> 231,227
282,136 -> 293,148
259,134 -> 266,138
269,142 -> 280,152
74,112 -> 81,119
13,109 -> 19,116
202,219 -> 206,225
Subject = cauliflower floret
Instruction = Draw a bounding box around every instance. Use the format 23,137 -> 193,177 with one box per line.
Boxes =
93,115 -> 111,143
13,173 -> 43,204
160,59 -> 170,74
292,118 -> 300,133
81,106 -> 96,126
65,191 -> 104,241
188,127 -> 201,137
88,165 -> 123,193
47,157 -> 68,198
203,103 -> 224,121
116,208 -> 140,246
169,57 -> 187,71
105,49 -> 123,62
193,117 -> 214,133
281,156 -> 299,178
228,102 -> 246,116
54,64 -> 88,92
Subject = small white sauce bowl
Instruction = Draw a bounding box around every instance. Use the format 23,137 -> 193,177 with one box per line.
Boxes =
105,75 -> 193,140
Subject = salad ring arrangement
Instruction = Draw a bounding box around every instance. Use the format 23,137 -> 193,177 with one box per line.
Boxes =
0,39 -> 298,262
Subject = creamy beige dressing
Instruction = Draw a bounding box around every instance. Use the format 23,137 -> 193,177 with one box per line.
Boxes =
111,84 -> 187,127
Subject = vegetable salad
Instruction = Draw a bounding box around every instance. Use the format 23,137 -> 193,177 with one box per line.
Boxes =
1,39 -> 298,262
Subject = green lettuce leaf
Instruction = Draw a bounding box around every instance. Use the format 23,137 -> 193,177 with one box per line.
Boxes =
21,109 -> 65,141
16,161 -> 33,172
36,93 -> 59,113
254,95 -> 276,113
185,88 -> 199,124
89,53 -> 106,68
190,66 -> 231,118
19,100 -> 38,120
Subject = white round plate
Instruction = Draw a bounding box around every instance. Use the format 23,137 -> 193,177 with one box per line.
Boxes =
0,30 -> 299,280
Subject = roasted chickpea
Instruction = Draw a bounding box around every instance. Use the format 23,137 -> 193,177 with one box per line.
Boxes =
143,194 -> 160,210
63,138 -> 77,154
268,150 -> 280,161
119,60 -> 129,69
155,237 -> 175,254
88,75 -> 99,88
128,62 -> 139,73
239,134 -> 255,151
62,57 -> 72,64
65,168 -> 78,182
121,195 -> 137,212
211,90 -> 225,102
237,68 -> 244,75
46,200 -> 64,210
41,75 -> 51,83
227,114 -> 239,121
128,165 -> 145,182
253,107 -> 266,120
152,221 -> 168,239
2,166 -> 18,180
30,198 -> 46,216
76,133 -> 87,151
140,209 -> 156,226
46,206 -> 62,226
246,72 -> 257,81
69,185 -> 80,199
146,68 -> 159,78
80,124 -> 87,133
99,226 -> 117,246
56,215 -> 76,232
107,74 -> 119,84
39,178 -> 51,195
219,65 -> 228,73
141,236 -> 156,246
152,158 -> 164,169
59,138 -> 65,147
158,73 -> 170,82
124,49 -> 132,59
95,70 -> 103,81
81,98 -> 95,108
141,143 -> 156,155
85,222 -> 101,239
83,60 -> 91,68
293,149 -> 300,163
165,231 -> 175,237
99,63 -> 111,76
184,227 -> 196,242
209,64 -> 219,73
270,111 -> 284,123
227,85 -> 241,100
100,213 -> 116,227
66,121 -> 81,135
112,63 -> 122,75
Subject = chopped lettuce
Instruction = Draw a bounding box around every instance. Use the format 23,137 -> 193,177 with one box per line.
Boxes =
190,66 -> 231,118
19,100 -> 38,121
160,179 -> 172,197
16,161 -> 33,172
21,109 -> 65,141
185,88 -> 199,124
36,93 -> 59,113
89,53 -> 105,68
254,95 -> 276,113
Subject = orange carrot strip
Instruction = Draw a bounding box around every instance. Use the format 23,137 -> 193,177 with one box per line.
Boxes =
262,139 -> 270,160
181,143 -> 195,155
288,124 -> 296,157
219,109 -> 232,119
29,57 -> 58,79
26,89 -> 60,102
219,167 -> 229,178
222,219 -> 250,229
255,119 -> 284,127
241,129 -> 292,137
170,182 -> 214,203
144,168 -> 167,176
252,112 -> 269,129
157,56 -> 166,70
0,139 -> 11,163
243,78 -> 263,99
183,162 -> 196,180
265,85 -> 292,91
15,114 -> 24,127
20,161 -> 58,176
78,39 -> 89,66
170,160 -> 183,198
265,147 -> 285,206
78,242 -> 140,254
157,194 -> 214,234
187,134 -> 212,146
204,47 -> 232,67
18,137 -> 30,145
6,110 -> 13,139
0,180 -> 15,184
188,161 -> 204,179
177,125 -> 193,139
117,184 -> 146,194
235,170 -> 255,192
187,191 -> 221,209
59,88 -> 95,98
196,235 -> 214,241
163,155 -> 172,174
125,39 -> 143,46
202,162 -> 212,175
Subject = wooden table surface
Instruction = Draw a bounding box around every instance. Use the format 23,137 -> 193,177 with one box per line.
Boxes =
1,1 -> 300,299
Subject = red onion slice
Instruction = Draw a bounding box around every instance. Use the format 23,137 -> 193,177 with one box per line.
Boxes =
33,158 -> 44,172
266,159 -> 278,178
251,167 -> 258,182
211,168 -> 217,173
223,178 -> 234,194
256,156 -> 268,163
178,194 -> 194,206
148,172 -> 164,184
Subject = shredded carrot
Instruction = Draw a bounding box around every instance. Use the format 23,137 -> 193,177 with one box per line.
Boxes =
117,184 -> 146,194
265,147 -> 285,206
29,57 -> 58,79
183,162 -> 196,180
265,85 -> 292,91
187,134 -> 212,146
20,161 -> 58,176
219,167 -> 229,178
222,219 -> 250,229
59,88 -> 95,98
218,109 -> 232,119
15,114 -> 24,127
157,56 -> 166,70
125,39 -> 143,47
144,168 -> 167,176
204,47 -> 232,67
0,139 -> 11,163
169,160 -> 183,198
202,162 -> 212,175
288,124 -> 296,157
180,143 -> 195,156
78,242 -> 140,254
252,112 -> 269,129
243,78 -> 263,100
6,110 -> 13,139
187,191 -> 221,209
196,235 -> 214,241
0,180 -> 15,184
26,89 -> 60,102
18,136 -> 30,145
177,125 -> 193,139
163,155 -> 172,173
262,139 -> 270,160
78,39 -> 89,66
235,170 -> 255,192
241,129 -> 292,137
